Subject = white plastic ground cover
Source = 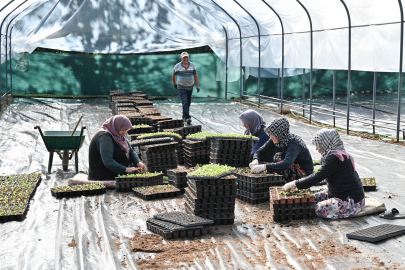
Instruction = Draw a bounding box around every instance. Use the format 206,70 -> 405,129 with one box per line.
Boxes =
1,0 -> 405,73
0,97 -> 404,269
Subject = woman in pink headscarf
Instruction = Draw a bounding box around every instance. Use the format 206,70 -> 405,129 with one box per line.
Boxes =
88,115 -> 147,180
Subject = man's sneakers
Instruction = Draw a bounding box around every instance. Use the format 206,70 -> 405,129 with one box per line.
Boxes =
184,117 -> 192,125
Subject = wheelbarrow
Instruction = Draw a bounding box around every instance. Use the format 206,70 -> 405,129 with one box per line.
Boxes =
34,126 -> 86,173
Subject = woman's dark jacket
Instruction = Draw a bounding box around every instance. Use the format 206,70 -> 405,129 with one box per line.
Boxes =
253,139 -> 313,175
295,155 -> 365,203
88,131 -> 141,180
250,130 -> 271,161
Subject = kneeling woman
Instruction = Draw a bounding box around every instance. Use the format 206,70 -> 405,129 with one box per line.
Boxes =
283,129 -> 365,219
88,115 -> 147,180
250,117 -> 313,182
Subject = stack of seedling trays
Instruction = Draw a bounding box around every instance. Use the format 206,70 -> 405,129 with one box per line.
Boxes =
172,125 -> 202,139
234,168 -> 284,204
167,166 -> 197,192
150,116 -> 172,131
157,119 -> 184,131
210,135 -> 258,167
0,173 -> 42,222
116,172 -> 164,192
134,99 -> 154,107
133,184 -> 181,200
270,187 -> 315,222
138,107 -> 161,116
130,137 -> 175,155
146,212 -> 213,239
51,183 -> 106,198
183,139 -> 210,167
184,164 -> 236,225
128,124 -> 153,135
361,177 -> 377,191
129,91 -> 148,99
140,142 -> 179,173
109,90 -> 125,107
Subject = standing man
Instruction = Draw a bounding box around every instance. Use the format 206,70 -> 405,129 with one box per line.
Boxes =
172,52 -> 200,125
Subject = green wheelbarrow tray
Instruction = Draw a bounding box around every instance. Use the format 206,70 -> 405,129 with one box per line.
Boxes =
35,126 -> 87,173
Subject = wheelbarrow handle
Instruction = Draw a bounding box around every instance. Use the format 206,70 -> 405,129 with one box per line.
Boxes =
34,126 -> 50,152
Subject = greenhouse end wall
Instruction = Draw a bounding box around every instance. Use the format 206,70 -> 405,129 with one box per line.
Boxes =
1,51 -> 404,98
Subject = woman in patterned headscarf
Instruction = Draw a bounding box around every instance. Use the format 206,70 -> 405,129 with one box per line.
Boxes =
249,117 -> 314,182
283,128 -> 365,219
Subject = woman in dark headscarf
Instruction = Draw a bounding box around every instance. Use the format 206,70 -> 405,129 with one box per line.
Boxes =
88,115 -> 147,180
239,110 -> 272,161
250,117 -> 313,182
283,128 -> 365,219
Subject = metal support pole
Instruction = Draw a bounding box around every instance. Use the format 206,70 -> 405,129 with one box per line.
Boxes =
211,0 -> 243,101
333,70 -> 336,127
302,68 -> 305,117
234,0 -> 261,106
397,0 -> 404,142
0,0 -> 16,111
262,0 -> 284,113
340,0 -> 351,135
373,72 -> 377,134
222,26 -> 229,100
277,68 -> 280,99
296,0 -> 313,124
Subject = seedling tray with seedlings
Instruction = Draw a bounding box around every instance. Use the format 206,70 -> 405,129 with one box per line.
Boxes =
133,184 -> 181,200
234,168 -> 283,183
270,187 -> 315,222
154,211 -> 214,227
131,137 -> 174,147
146,218 -> 208,239
138,132 -> 182,141
115,172 -> 164,191
51,183 -> 106,198
361,177 -> 377,191
0,173 -> 42,222
128,124 -> 153,135
187,181 -> 237,198
171,125 -> 202,139
346,224 -> 405,243
186,164 -> 236,180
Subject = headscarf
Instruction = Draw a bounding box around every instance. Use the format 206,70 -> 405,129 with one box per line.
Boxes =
311,128 -> 356,170
100,115 -> 133,158
265,117 -> 308,149
239,109 -> 266,136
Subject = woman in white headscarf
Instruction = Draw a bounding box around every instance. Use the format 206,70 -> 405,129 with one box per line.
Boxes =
283,128 -> 365,219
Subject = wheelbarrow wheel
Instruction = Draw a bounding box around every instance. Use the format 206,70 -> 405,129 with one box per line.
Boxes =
62,150 -> 69,171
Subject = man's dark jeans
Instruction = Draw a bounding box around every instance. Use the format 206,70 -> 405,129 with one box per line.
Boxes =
178,88 -> 193,120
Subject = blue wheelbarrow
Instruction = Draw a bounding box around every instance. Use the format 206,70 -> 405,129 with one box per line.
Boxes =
35,125 -> 86,173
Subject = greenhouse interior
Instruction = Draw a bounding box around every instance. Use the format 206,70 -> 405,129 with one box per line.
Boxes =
1,0 -> 405,269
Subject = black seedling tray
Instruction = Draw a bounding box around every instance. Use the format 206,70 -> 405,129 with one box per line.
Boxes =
184,207 -> 235,225
363,185 -> 377,191
185,188 -> 235,204
140,142 -> 178,151
187,183 -> 236,198
147,218 -> 203,231
186,169 -> 236,180
130,137 -> 174,147
185,190 -> 235,209
0,204 -> 29,223
51,187 -> 106,198
346,224 -> 405,242
146,221 -> 207,239
153,211 -> 214,227
238,185 -> 270,193
237,179 -> 284,188
272,209 -> 315,222
188,181 -> 237,192
185,202 -> 235,220
185,201 -> 234,216
237,194 -> 269,205
237,190 -> 269,199
132,187 -> 181,200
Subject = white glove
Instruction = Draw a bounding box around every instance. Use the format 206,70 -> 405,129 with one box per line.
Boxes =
249,159 -> 259,169
283,181 -> 297,192
251,164 -> 266,173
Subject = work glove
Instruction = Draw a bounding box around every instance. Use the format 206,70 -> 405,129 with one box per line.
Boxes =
197,86 -> 200,93
174,84 -> 177,89
283,180 -> 297,192
249,159 -> 259,169
251,164 -> 266,173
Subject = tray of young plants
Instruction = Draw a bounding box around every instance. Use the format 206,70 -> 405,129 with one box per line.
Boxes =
210,134 -> 259,141
186,164 -> 236,180
115,171 -> 164,182
0,173 -> 42,222
186,131 -> 221,141
50,183 -> 106,198
233,168 -> 282,183
270,187 -> 315,208
130,137 -> 174,147
132,184 -> 181,200
128,124 -> 153,134
361,177 -> 377,191
137,132 -> 182,141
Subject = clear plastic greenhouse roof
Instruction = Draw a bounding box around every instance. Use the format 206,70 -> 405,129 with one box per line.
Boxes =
1,0 -> 405,72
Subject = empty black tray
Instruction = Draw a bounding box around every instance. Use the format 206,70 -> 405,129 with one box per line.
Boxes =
346,224 -> 405,242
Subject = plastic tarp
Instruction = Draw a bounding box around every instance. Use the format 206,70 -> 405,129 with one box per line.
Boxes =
0,97 -> 405,269
1,0 -> 405,72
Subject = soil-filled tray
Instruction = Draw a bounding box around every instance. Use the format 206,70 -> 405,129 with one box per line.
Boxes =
167,166 -> 197,178
237,194 -> 270,205
146,220 -> 207,239
50,183 -> 107,199
361,177 -> 377,191
153,211 -> 214,227
133,185 -> 181,200
270,187 -> 315,206
115,172 -> 164,182
188,175 -> 237,188
346,224 -> 405,242
234,168 -> 283,183
0,203 -> 29,223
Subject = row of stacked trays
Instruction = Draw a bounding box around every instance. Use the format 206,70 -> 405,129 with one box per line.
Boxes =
115,172 -> 164,192
146,212 -> 213,239
167,166 -> 197,192
139,142 -> 178,173
183,139 -> 210,167
109,90 -> 125,107
270,187 -> 316,222
184,164 -> 236,225
210,137 -> 257,167
234,168 -> 284,204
